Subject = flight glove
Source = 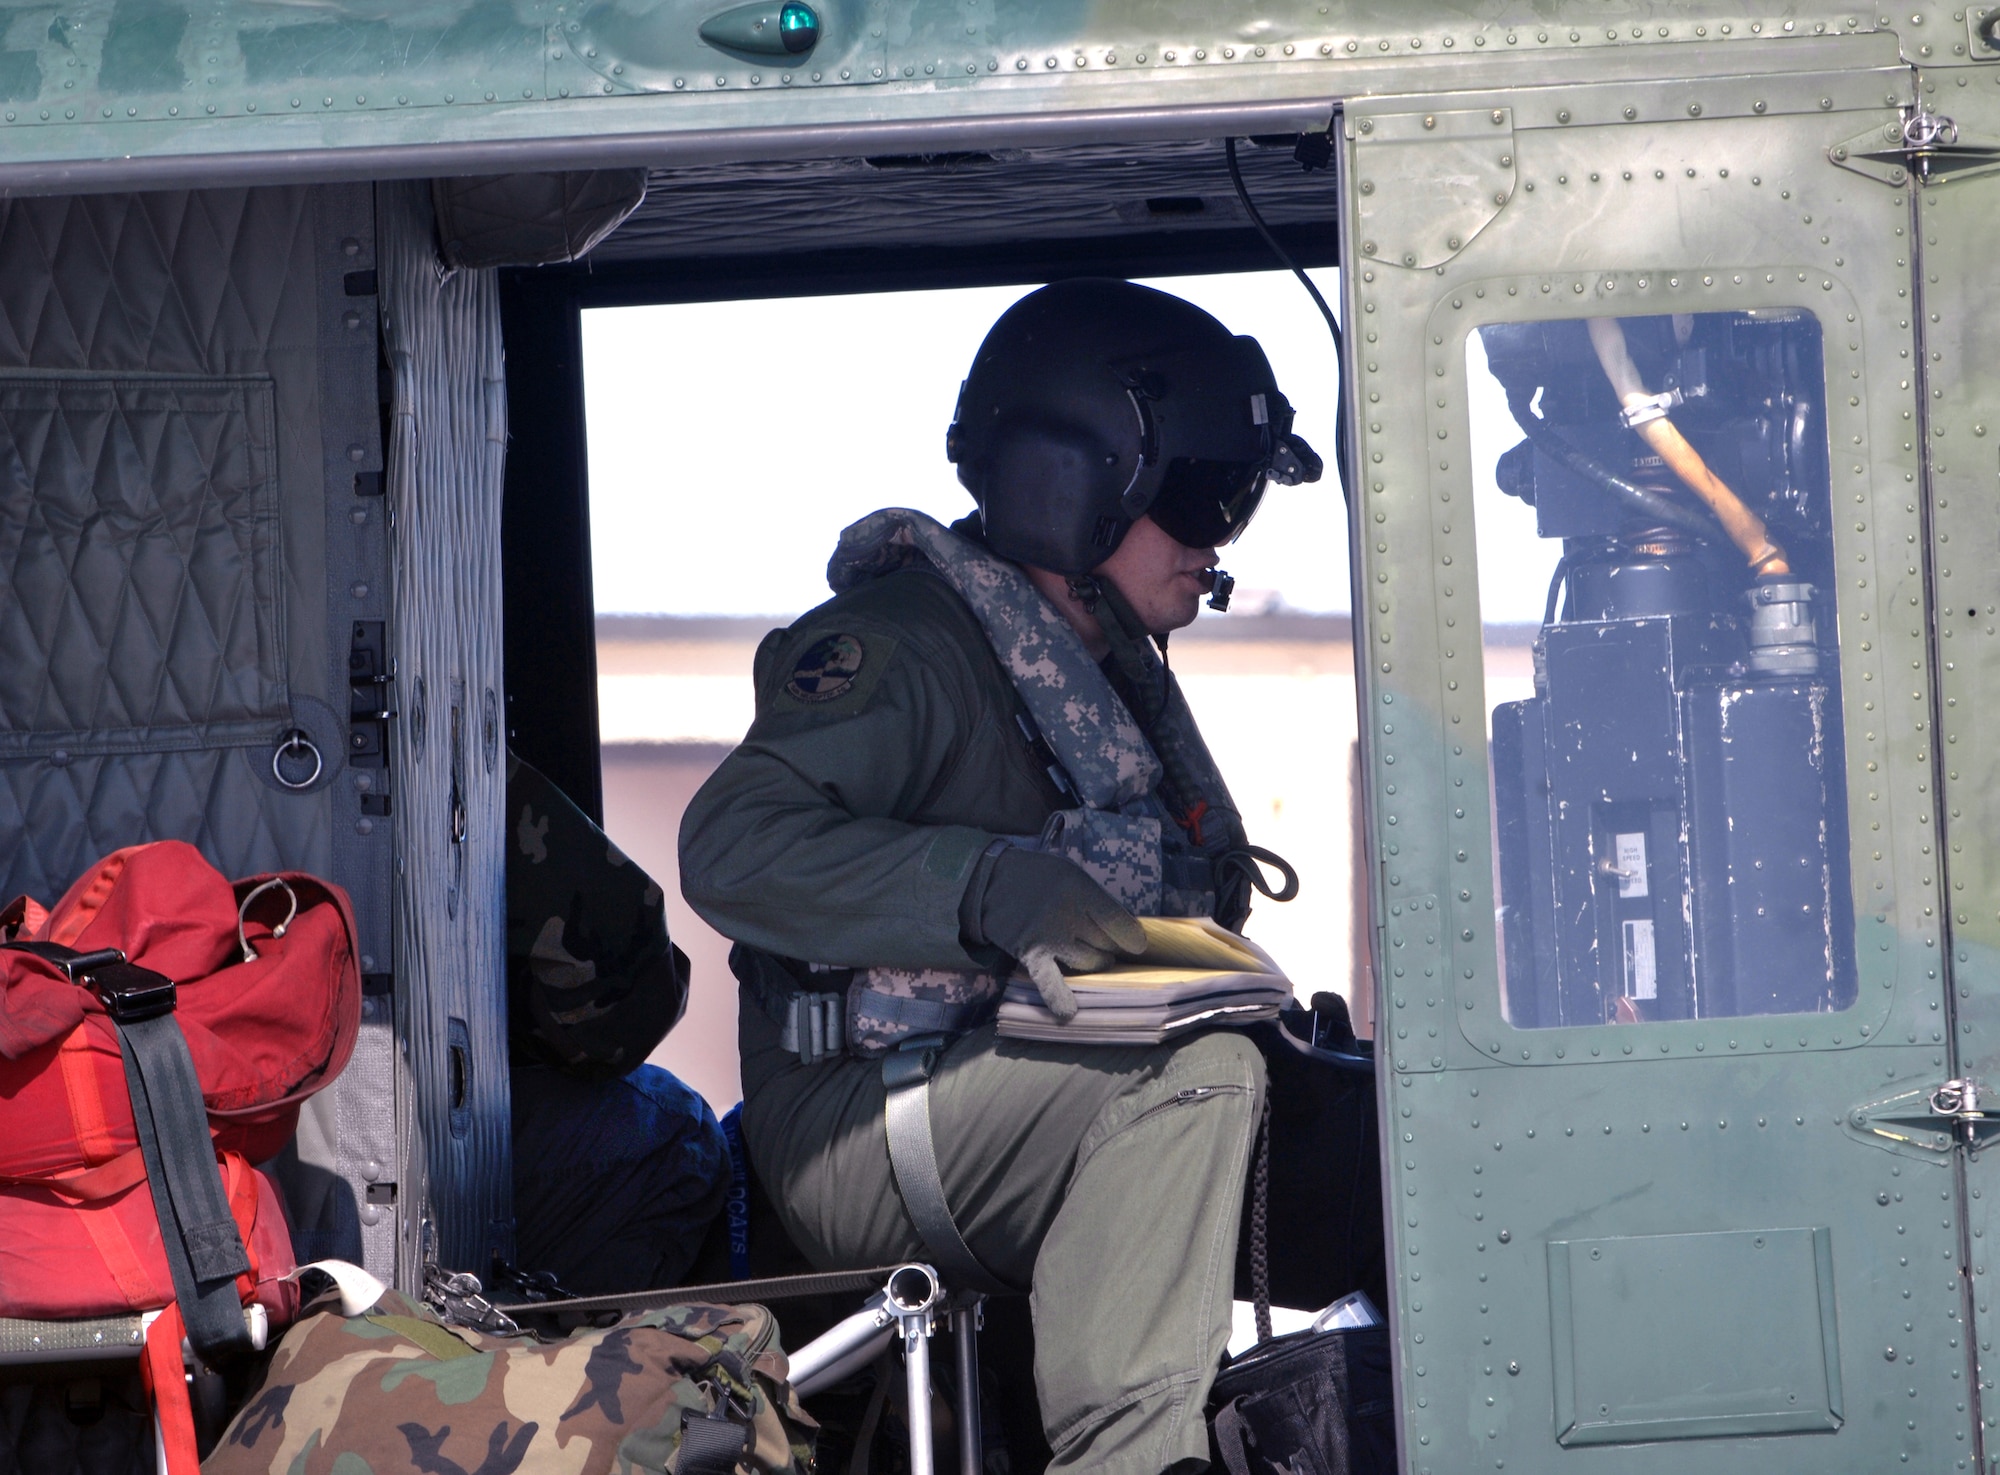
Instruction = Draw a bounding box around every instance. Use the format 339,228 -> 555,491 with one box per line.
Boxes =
965,847 -> 1147,1021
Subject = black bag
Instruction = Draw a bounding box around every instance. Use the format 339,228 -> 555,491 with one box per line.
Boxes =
1209,1322 -> 1394,1475
1213,1027 -> 1396,1475
1236,1006 -> 1388,1316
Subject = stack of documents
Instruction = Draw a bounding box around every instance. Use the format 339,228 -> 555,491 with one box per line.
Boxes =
995,915 -> 1292,1045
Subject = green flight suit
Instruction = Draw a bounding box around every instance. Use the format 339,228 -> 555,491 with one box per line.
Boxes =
680,566 -> 1265,1475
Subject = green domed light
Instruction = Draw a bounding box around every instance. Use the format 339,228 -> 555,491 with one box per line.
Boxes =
699,1 -> 821,58
779,2 -> 819,52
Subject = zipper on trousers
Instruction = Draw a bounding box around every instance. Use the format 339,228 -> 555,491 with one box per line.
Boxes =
1121,1082 -> 1247,1137
1073,1081 -> 1249,1184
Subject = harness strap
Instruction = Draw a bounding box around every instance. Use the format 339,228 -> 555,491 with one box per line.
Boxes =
141,1302 -> 200,1475
118,1007 -> 254,1363
675,1409 -> 750,1475
880,1039 -> 1000,1294
3,941 -> 252,1367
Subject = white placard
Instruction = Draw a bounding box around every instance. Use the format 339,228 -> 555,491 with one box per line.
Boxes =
1614,831 -> 1649,898
1623,918 -> 1658,1001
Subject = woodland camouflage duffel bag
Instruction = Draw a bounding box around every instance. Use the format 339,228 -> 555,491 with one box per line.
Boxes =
205,1287 -> 816,1474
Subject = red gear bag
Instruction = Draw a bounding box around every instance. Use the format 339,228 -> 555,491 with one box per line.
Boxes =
0,840 -> 363,1472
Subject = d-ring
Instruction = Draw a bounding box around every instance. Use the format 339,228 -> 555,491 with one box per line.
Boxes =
273,730 -> 323,790
237,877 -> 299,963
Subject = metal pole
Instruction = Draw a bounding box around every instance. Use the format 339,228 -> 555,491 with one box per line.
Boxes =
787,1294 -> 895,1397
952,1300 -> 984,1475
902,1314 -> 933,1475
879,1264 -> 942,1475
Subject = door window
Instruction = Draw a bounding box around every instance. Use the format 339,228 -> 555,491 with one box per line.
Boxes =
1465,308 -> 1856,1027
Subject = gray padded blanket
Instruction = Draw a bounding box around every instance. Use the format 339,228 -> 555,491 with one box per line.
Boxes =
0,188 -> 361,900
0,185 -> 396,1265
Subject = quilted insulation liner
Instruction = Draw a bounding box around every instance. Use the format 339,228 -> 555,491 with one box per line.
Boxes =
0,747 -> 331,904
0,187 -> 358,906
0,191 -> 319,375
0,187 -> 400,1393
0,374 -> 284,749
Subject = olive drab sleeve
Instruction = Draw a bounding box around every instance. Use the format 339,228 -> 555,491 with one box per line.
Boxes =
679,600 -> 1006,971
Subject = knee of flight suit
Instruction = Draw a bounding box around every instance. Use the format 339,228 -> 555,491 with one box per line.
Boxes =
1071,1028 -> 1268,1173
1161,1027 -> 1268,1101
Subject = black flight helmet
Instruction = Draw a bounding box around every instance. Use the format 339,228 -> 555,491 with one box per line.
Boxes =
946,278 -> 1322,576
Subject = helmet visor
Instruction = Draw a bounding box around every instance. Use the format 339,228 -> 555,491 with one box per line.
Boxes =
1150,457 -> 1269,548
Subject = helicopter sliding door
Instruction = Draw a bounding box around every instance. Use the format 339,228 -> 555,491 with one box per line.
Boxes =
1908,46 -> 2000,1458
1345,37 -> 1976,1472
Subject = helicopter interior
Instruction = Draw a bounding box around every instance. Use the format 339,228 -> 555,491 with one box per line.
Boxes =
499,125 -> 1866,1460
507,127 -> 1861,1052
494,132 -> 1347,820
493,132 -> 1359,1468
502,109 -> 1869,1164
0,12 -> 1981,1463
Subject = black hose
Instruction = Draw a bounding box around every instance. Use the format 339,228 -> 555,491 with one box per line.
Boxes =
1504,386 -> 1721,545
1225,137 -> 1350,505
1542,554 -> 1570,628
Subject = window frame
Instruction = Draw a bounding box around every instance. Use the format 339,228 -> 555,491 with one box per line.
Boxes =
1383,267 -> 1919,1069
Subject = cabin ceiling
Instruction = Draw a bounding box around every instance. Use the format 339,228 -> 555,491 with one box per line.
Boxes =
551,133 -> 1339,299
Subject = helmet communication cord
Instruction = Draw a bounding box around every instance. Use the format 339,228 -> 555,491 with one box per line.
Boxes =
1225,135 -> 1351,506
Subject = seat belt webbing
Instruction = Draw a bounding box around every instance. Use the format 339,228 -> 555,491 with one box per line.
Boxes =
881,1042 -> 998,1295
3,942 -> 253,1368
118,1006 -> 254,1365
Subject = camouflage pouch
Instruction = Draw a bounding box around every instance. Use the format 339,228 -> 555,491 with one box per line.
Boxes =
507,752 -> 690,1081
846,965 -> 1005,1058
205,1289 -> 815,1475
839,803 -> 1197,1057
1038,806 -> 1166,915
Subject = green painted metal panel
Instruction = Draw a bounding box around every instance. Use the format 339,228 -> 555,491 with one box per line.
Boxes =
1548,1227 -> 1841,1445
1345,40 -> 1981,1470
0,1 -> 1926,192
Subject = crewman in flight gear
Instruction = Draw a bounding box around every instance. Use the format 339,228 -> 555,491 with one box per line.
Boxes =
679,278 -> 1321,1474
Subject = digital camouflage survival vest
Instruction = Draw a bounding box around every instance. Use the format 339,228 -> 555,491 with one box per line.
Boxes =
823,507 -> 1254,1054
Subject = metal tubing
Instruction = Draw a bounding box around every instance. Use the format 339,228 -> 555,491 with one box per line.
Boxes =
794,1325 -> 895,1396
953,1304 -> 983,1475
884,1263 -> 941,1317
903,1316 -> 934,1475
788,1294 -> 893,1397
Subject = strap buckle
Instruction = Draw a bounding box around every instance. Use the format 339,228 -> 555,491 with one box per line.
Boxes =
90,962 -> 179,1023
1,941 -> 177,1021
3,940 -> 125,978
780,991 -> 846,1065
882,1033 -> 948,1091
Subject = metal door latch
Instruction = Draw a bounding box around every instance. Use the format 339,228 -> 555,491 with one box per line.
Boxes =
1929,1078 -> 1998,1152
1830,105 -> 2000,187
1845,1077 -> 2000,1159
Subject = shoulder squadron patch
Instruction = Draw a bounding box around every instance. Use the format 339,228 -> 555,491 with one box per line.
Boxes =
785,633 -> 866,703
